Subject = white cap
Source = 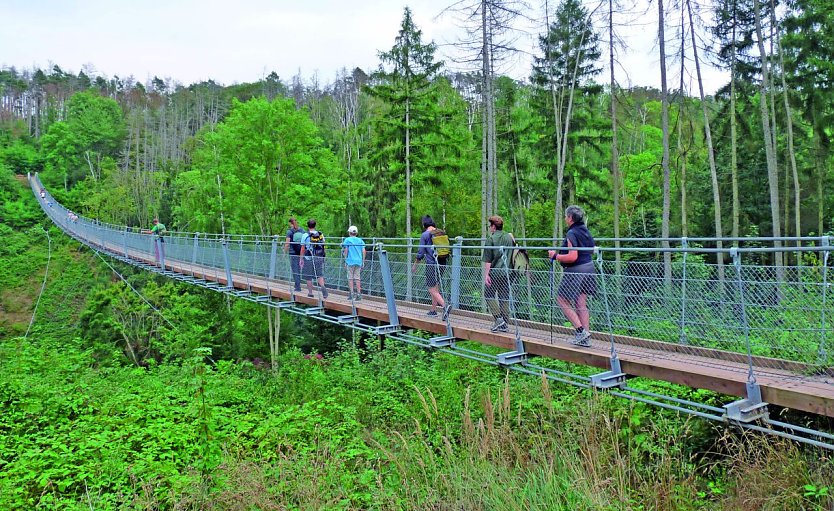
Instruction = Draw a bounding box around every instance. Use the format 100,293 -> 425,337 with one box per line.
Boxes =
348,225 -> 358,234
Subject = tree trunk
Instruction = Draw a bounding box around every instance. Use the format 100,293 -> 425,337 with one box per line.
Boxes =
687,0 -> 724,287
658,0 -> 672,285
775,25 -> 801,249
752,0 -> 784,283
609,0 -> 621,274
406,96 -> 413,300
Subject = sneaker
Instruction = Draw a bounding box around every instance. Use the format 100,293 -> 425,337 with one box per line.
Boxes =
354,294 -> 362,301
346,293 -> 353,301
572,329 -> 591,347
426,310 -> 439,317
322,288 -> 329,299
442,304 -> 452,321
490,319 -> 509,333
307,293 -> 314,298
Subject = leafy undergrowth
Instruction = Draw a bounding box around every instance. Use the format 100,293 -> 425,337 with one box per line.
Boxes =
1,336 -> 832,511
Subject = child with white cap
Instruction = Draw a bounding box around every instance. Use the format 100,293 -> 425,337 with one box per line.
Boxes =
342,225 -> 366,300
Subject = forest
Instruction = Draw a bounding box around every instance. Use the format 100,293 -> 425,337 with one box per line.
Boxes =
1,0 -> 834,508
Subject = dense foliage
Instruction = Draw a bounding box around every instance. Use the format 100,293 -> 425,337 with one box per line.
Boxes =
2,1 -> 834,508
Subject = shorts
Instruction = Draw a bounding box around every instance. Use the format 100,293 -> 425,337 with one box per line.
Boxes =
346,264 -> 361,280
424,258 -> 447,288
557,262 -> 597,300
303,257 -> 325,281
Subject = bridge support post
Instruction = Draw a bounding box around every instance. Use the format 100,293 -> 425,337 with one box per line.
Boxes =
450,236 -> 462,310
267,235 -> 278,298
591,249 -> 626,389
156,237 -> 166,271
725,248 -> 769,423
191,233 -> 200,278
819,236 -> 830,360
123,227 -> 129,259
222,239 -> 234,289
372,243 -> 400,335
679,237 -> 688,345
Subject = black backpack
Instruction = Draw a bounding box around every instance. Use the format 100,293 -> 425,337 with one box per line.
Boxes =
308,231 -> 326,258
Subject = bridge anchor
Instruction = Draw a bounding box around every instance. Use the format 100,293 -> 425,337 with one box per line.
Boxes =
428,335 -> 455,348
590,356 -> 627,390
497,350 -> 527,366
724,381 -> 769,423
370,324 -> 401,336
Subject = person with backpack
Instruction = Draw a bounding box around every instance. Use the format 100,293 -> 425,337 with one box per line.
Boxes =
341,225 -> 366,300
299,218 -> 329,299
482,215 -> 514,333
142,217 -> 167,264
412,215 -> 451,320
548,205 -> 596,347
284,216 -> 304,292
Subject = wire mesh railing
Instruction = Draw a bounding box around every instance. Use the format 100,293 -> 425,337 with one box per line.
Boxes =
30,174 -> 833,384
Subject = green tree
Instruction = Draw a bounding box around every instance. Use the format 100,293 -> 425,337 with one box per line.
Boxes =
176,97 -> 344,236
40,91 -> 125,190
365,7 -> 443,238
531,0 -> 601,238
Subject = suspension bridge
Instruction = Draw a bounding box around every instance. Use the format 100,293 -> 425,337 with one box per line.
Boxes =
28,173 -> 834,449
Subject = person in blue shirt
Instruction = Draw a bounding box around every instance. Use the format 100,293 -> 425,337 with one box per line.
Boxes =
341,225 -> 366,300
548,205 -> 597,347
412,215 -> 452,320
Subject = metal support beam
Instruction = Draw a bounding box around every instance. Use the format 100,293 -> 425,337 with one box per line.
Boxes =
268,235 -> 278,281
156,237 -> 166,270
450,236 -> 462,309
679,237 -> 688,345
377,243 -> 400,329
222,239 -> 234,289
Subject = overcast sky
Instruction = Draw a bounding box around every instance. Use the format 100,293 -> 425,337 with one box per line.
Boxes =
1,0 -> 728,94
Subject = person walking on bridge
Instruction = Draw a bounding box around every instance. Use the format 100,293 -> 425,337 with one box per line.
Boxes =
413,215 -> 452,320
299,219 -> 329,299
483,215 -> 514,333
284,217 -> 304,292
342,225 -> 366,300
548,205 -> 596,347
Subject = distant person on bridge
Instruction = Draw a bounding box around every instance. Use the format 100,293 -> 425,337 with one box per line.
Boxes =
483,215 -> 514,333
548,205 -> 596,347
284,217 -> 304,292
142,218 -> 167,265
413,215 -> 452,321
299,219 -> 329,299
342,225 -> 366,301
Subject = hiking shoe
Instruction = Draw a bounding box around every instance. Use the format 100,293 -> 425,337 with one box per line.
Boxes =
354,294 -> 362,301
442,304 -> 452,321
307,293 -> 314,298
490,319 -> 509,333
322,288 -> 329,299
572,329 -> 591,347
426,310 -> 439,317
346,293 -> 353,301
